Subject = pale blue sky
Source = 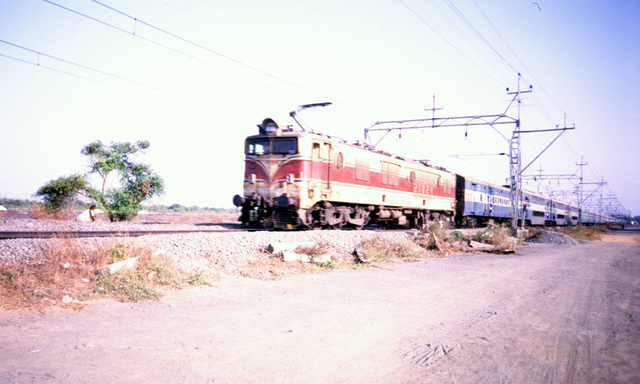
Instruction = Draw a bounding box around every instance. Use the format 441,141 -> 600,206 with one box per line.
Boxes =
1,0 -> 638,215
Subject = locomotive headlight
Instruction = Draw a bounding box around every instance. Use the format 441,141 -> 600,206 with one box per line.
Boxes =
258,118 -> 279,135
264,122 -> 277,135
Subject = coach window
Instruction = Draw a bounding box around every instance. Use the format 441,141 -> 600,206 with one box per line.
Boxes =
335,152 -> 344,169
409,170 -> 416,183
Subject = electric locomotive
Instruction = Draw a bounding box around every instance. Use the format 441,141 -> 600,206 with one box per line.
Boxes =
232,116 -> 456,229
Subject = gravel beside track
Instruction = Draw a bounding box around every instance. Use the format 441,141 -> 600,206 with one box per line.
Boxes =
0,218 -> 420,276
2,217 -> 588,277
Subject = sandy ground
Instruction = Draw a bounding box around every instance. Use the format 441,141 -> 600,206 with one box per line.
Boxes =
1,232 -> 639,383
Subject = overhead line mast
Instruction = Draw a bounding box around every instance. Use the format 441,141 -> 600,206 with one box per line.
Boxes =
363,74 -> 575,229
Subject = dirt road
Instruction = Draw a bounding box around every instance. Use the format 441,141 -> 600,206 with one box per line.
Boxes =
1,238 -> 638,383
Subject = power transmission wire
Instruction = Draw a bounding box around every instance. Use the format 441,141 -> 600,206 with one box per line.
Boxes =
41,0 -> 292,94
469,1 -> 571,120
397,0 -> 505,86
0,39 -> 219,105
464,7 -> 602,186
42,0 -> 378,119
444,0 -> 519,74
0,50 -> 149,96
428,0 -> 511,84
446,2 -> 611,197
90,0 -> 311,92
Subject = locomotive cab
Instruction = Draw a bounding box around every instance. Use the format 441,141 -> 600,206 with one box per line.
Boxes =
233,118 -> 305,228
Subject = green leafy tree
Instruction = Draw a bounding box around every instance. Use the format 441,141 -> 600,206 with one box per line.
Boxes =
35,174 -> 88,213
81,140 -> 165,221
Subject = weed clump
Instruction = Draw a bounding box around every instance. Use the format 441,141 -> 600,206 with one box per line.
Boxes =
357,236 -> 426,262
294,242 -> 330,260
472,223 -> 516,251
94,253 -> 211,302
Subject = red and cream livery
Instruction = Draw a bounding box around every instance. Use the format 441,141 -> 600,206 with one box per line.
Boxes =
233,117 -> 456,229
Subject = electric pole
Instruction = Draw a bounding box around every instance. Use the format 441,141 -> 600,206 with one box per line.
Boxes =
576,156 -> 588,222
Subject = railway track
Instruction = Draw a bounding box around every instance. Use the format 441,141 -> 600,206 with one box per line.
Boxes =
0,228 -> 248,240
0,226 -> 413,240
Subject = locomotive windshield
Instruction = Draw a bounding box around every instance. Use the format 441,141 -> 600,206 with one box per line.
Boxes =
247,138 -> 269,155
247,137 -> 298,155
272,138 -> 298,154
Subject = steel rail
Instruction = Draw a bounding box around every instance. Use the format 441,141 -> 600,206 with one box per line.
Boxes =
0,228 -> 253,240
0,223 -> 424,240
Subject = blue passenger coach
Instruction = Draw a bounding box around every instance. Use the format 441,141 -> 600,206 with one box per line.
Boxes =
455,175 -> 511,227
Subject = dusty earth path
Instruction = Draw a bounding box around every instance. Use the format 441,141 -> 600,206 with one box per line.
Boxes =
1,238 -> 639,383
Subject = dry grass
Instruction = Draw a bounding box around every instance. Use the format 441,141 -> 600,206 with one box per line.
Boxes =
358,235 -> 429,262
558,225 -> 610,241
28,205 -> 76,220
94,253 -> 214,302
0,237 -> 213,311
0,236 -> 109,311
241,256 -> 323,280
472,223 -> 516,251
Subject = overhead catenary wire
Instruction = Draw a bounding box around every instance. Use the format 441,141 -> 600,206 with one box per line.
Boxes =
444,0 -> 519,75
0,39 -> 214,104
40,0 -> 298,96
397,0 -> 506,87
448,3 -> 612,199
469,1 -> 603,180
428,0 -> 511,85
42,0 -> 378,119
0,50 -> 151,97
396,1 -> 623,213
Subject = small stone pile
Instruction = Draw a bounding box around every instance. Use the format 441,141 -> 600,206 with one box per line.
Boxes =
524,230 -> 580,246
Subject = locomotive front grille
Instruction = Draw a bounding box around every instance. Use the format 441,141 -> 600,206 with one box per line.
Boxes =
273,207 -> 300,228
248,209 -> 258,222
